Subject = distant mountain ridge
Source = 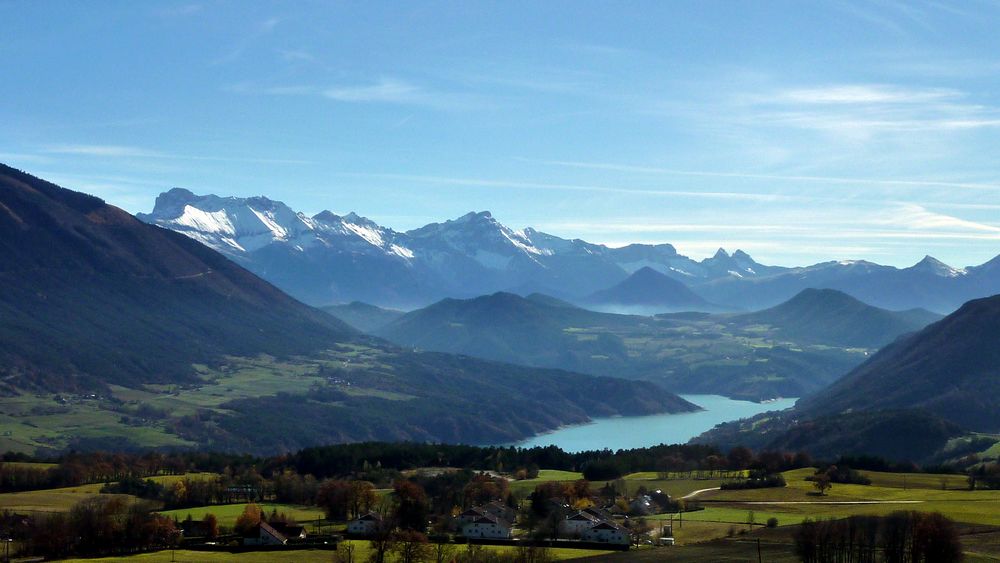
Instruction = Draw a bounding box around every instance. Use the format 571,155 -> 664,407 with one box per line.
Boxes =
0,163 -> 699,452
580,267 -> 720,314
322,302 -> 404,333
139,188 -> 1000,313
795,293 -> 1000,432
695,292 -> 1000,461
376,289 -> 938,400
732,288 -> 942,348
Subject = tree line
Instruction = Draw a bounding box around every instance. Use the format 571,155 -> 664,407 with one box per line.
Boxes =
794,511 -> 962,563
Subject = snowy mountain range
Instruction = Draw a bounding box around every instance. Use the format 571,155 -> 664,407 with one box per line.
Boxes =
139,188 -> 1000,312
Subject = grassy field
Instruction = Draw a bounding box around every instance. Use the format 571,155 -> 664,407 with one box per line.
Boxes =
158,502 -> 327,528
0,473 -> 215,515
58,542 -> 616,563
0,483 -> 133,514
511,470 -> 729,500
60,549 -> 342,563
510,470 -> 584,496
0,348 -> 408,455
697,468 -> 1000,527
0,392 -> 195,453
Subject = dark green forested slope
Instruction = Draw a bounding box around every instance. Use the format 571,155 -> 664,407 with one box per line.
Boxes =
696,293 -> 1000,461
0,163 -> 356,392
0,164 -> 694,453
796,293 -> 1000,432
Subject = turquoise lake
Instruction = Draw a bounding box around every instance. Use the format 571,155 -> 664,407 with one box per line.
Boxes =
511,394 -> 798,452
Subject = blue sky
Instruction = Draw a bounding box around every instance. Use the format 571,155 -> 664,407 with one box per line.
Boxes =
3,1 -> 1000,267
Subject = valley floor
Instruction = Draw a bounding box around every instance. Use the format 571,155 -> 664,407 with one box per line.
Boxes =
6,466 -> 999,562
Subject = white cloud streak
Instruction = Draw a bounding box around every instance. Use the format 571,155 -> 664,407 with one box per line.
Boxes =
772,85 -> 960,105
336,171 -> 792,201
42,144 -> 311,165
534,158 -> 1000,192
324,78 -> 423,104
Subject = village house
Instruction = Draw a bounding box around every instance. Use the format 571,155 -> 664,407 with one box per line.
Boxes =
457,505 -> 515,539
582,506 -> 613,521
178,518 -> 213,538
461,512 -> 513,539
242,520 -> 287,546
629,494 -> 653,516
558,510 -> 602,537
482,500 -> 516,523
270,522 -> 307,540
559,506 -> 630,545
581,521 -> 629,545
347,512 -> 384,536
457,507 -> 488,527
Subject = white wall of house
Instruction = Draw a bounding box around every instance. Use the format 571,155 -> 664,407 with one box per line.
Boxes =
347,519 -> 379,536
582,525 -> 629,545
559,515 -> 597,537
462,521 -> 512,539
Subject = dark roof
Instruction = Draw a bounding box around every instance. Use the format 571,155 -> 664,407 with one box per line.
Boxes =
243,520 -> 288,542
567,511 -> 599,522
472,514 -> 500,524
357,512 -> 383,521
271,523 -> 306,537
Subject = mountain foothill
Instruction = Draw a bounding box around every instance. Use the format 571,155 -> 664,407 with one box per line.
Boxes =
2,163 -> 999,462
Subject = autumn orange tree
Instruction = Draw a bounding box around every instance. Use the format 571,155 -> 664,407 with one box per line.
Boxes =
393,479 -> 430,531
202,513 -> 219,539
463,472 -> 509,506
234,503 -> 262,535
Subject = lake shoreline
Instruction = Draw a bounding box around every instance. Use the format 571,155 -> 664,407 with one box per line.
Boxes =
503,394 -> 798,452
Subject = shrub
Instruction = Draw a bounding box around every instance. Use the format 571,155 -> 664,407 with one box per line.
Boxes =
582,459 -> 624,481
720,472 -> 786,490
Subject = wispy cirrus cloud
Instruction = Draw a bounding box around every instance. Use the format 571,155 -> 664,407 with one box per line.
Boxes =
45,144 -> 167,158
532,158 -> 1000,192
770,84 -> 960,105
41,144 -> 311,165
739,83 -> 1000,135
229,77 -> 487,111
337,171 -> 792,201
323,77 -> 487,111
879,204 -> 1000,233
324,78 -> 423,104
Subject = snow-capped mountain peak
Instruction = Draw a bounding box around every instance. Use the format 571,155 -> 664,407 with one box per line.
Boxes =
139,190 -> 413,258
910,255 -> 966,277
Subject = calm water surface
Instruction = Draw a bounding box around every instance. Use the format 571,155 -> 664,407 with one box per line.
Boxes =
511,394 -> 798,452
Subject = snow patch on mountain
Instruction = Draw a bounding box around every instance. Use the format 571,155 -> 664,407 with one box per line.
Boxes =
175,205 -> 236,236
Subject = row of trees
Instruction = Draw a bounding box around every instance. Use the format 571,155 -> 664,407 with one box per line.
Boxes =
794,512 -> 962,563
0,451 -> 198,493
6,442 -> 984,497
967,462 -> 1000,490
14,497 -> 177,559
